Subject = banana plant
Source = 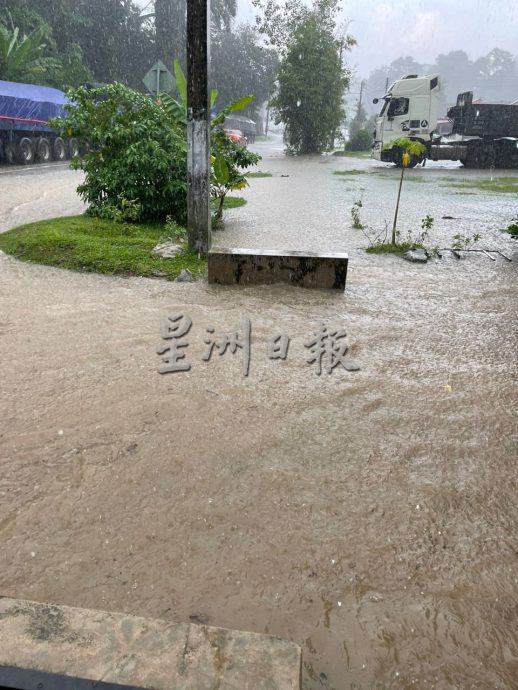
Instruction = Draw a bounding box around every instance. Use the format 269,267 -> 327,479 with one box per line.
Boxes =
0,23 -> 61,82
160,60 -> 260,223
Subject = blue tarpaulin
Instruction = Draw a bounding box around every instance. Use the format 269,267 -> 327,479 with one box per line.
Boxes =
0,80 -> 68,133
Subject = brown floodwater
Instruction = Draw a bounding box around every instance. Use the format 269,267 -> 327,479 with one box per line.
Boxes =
0,143 -> 517,689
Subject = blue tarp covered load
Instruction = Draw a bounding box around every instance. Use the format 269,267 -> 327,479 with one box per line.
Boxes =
0,80 -> 68,132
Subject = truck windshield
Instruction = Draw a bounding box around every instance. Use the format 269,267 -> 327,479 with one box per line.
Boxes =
387,97 -> 409,118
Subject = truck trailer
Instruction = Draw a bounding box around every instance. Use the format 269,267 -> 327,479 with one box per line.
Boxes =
371,74 -> 518,168
0,80 -> 77,165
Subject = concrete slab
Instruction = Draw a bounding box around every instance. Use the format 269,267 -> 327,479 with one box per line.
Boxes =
0,598 -> 301,690
208,247 -> 348,289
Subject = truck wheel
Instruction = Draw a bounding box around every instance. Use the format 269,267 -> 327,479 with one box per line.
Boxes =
68,138 -> 79,158
36,137 -> 52,163
53,137 -> 66,161
16,138 -> 35,165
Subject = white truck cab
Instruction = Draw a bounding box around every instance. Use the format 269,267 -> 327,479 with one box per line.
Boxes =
372,74 -> 441,163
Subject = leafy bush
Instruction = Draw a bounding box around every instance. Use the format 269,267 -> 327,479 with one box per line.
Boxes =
345,128 -> 372,152
53,83 -> 187,223
211,129 -> 260,222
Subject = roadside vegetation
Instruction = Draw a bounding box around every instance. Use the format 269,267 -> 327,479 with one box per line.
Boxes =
333,150 -> 371,158
246,171 -> 273,177
52,63 -> 260,228
262,0 -> 354,154
440,176 -> 518,194
0,216 -> 207,280
334,169 -> 366,176
219,196 -> 247,209
345,128 -> 372,152
504,218 -> 518,236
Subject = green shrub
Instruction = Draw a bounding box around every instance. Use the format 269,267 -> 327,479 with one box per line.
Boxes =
53,83 -> 187,223
345,128 -> 372,152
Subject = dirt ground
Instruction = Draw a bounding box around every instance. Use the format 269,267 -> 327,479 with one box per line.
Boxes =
0,151 -> 517,689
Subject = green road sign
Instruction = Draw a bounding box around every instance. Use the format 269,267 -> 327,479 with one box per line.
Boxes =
143,61 -> 175,96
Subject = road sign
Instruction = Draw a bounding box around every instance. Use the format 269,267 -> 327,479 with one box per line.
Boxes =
143,61 -> 175,96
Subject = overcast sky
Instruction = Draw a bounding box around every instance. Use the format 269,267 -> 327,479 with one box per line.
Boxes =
237,0 -> 518,77
136,0 -> 517,77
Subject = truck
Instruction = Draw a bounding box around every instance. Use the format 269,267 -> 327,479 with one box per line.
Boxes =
0,80 -> 77,165
371,74 -> 518,168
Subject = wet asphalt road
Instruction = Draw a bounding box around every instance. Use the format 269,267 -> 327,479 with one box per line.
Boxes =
0,161 -> 85,233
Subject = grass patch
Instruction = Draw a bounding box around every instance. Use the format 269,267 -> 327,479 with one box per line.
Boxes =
333,169 -> 365,176
219,196 -> 247,209
254,135 -> 270,142
0,215 -> 207,280
246,171 -> 273,178
372,171 -> 428,183
440,176 -> 518,193
333,150 -> 371,158
366,242 -> 424,256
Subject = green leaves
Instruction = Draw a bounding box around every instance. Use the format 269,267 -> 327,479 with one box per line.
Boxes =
213,154 -> 230,185
53,83 -> 188,223
0,22 -> 61,82
173,59 -> 187,109
272,12 -> 349,154
212,94 -> 256,126
384,137 -> 427,157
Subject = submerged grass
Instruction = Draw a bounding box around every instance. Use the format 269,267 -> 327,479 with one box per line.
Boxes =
440,176 -> 518,193
0,215 -> 207,280
366,242 -> 425,256
246,171 -> 273,178
372,171 -> 428,183
219,196 -> 247,209
333,169 -> 366,176
333,150 -> 371,158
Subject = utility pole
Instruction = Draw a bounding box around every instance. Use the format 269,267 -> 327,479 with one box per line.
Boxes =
187,0 -> 210,253
385,76 -> 389,93
358,80 -> 363,110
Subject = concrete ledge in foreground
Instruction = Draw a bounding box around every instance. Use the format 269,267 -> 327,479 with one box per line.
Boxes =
0,597 -> 301,690
208,247 -> 348,290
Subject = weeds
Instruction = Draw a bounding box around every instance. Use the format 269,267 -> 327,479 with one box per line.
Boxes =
450,233 -> 482,250
360,209 -> 482,258
351,199 -> 365,229
246,171 -> 273,178
164,215 -> 187,241
440,176 -> 518,194
503,219 -> 518,237
334,170 -> 366,176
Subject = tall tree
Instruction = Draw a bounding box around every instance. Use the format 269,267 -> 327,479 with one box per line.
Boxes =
211,24 -> 278,120
473,48 -> 518,102
153,0 -> 237,66
0,0 -> 154,88
272,12 -> 350,153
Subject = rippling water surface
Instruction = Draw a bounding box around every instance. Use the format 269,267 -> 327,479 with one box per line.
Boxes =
0,137 -> 516,690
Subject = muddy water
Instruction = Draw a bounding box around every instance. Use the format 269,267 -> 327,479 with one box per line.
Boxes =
0,144 -> 517,689
217,137 -> 516,265
0,162 -> 85,233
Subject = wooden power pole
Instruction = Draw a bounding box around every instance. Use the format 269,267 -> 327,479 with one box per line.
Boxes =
187,0 -> 210,253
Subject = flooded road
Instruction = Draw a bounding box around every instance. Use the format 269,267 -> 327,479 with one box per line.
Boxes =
0,161 -> 85,233
0,142 -> 517,689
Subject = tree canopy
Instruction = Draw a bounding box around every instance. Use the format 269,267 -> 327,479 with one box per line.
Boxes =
272,11 -> 350,154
